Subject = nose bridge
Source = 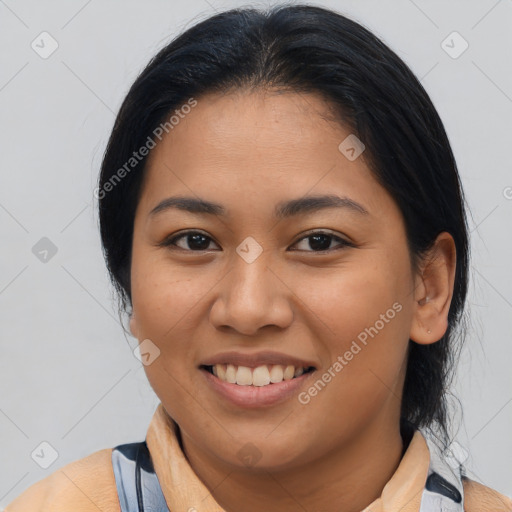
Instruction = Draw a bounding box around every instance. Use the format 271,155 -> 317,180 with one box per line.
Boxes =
231,251 -> 272,304
211,248 -> 293,335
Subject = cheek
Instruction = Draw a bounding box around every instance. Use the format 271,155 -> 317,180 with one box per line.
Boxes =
295,255 -> 411,409
130,248 -> 211,339
299,255 -> 409,348
296,283 -> 409,448
130,255 -> 208,413
129,247 -> 216,393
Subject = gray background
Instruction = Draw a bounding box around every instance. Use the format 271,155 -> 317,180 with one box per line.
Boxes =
1,0 -> 511,506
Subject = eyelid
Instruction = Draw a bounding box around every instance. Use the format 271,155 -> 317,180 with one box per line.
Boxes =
293,228 -> 350,243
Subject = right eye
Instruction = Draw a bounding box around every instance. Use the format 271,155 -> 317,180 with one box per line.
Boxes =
159,230 -> 221,252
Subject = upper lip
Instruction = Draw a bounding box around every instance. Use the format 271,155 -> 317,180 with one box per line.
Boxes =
200,351 -> 317,369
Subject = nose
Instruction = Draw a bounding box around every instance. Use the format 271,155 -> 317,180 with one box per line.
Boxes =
209,254 -> 294,336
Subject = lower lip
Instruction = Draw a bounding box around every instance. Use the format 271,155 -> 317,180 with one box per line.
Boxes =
200,367 -> 316,408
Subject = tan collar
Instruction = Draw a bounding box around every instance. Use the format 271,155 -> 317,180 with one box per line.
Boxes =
146,403 -> 430,512
363,429 -> 430,511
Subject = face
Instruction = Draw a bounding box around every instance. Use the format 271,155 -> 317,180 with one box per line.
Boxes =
129,89 -> 422,471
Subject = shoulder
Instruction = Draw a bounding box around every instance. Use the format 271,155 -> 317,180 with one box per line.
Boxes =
5,447 -> 120,512
463,476 -> 512,512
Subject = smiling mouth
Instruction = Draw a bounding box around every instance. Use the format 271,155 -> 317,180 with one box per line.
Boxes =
200,364 -> 315,387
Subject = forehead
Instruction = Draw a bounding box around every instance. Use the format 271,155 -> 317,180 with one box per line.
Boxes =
138,89 -> 393,220
149,89 -> 346,158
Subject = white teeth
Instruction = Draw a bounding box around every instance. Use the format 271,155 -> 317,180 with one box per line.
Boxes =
217,364 -> 227,381
236,366 -> 253,386
269,364 -> 284,383
283,365 -> 295,380
225,364 -> 237,384
210,363 -> 310,386
252,366 -> 271,387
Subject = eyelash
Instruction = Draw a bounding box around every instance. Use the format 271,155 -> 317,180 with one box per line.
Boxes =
158,230 -> 354,253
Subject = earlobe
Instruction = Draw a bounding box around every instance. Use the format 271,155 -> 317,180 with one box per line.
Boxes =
419,296 -> 432,333
409,232 -> 456,345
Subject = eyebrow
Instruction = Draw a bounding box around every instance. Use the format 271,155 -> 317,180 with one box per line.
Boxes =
148,194 -> 369,219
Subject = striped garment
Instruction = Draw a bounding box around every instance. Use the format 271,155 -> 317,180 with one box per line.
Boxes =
6,403 -> 512,511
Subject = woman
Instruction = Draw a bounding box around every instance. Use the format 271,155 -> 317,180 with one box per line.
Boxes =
6,4 -> 512,511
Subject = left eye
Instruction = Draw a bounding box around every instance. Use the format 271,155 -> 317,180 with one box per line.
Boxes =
292,232 -> 352,252
160,230 -> 352,252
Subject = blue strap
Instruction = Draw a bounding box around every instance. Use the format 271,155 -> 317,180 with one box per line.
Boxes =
419,429 -> 465,512
420,471 -> 463,511
112,441 -> 170,512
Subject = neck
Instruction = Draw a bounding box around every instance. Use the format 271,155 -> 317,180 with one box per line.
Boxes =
179,416 -> 407,512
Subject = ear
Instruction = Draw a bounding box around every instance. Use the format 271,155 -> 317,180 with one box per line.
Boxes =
410,232 -> 457,345
129,311 -> 139,339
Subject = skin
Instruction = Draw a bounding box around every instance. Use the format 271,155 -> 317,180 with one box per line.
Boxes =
129,89 -> 456,512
